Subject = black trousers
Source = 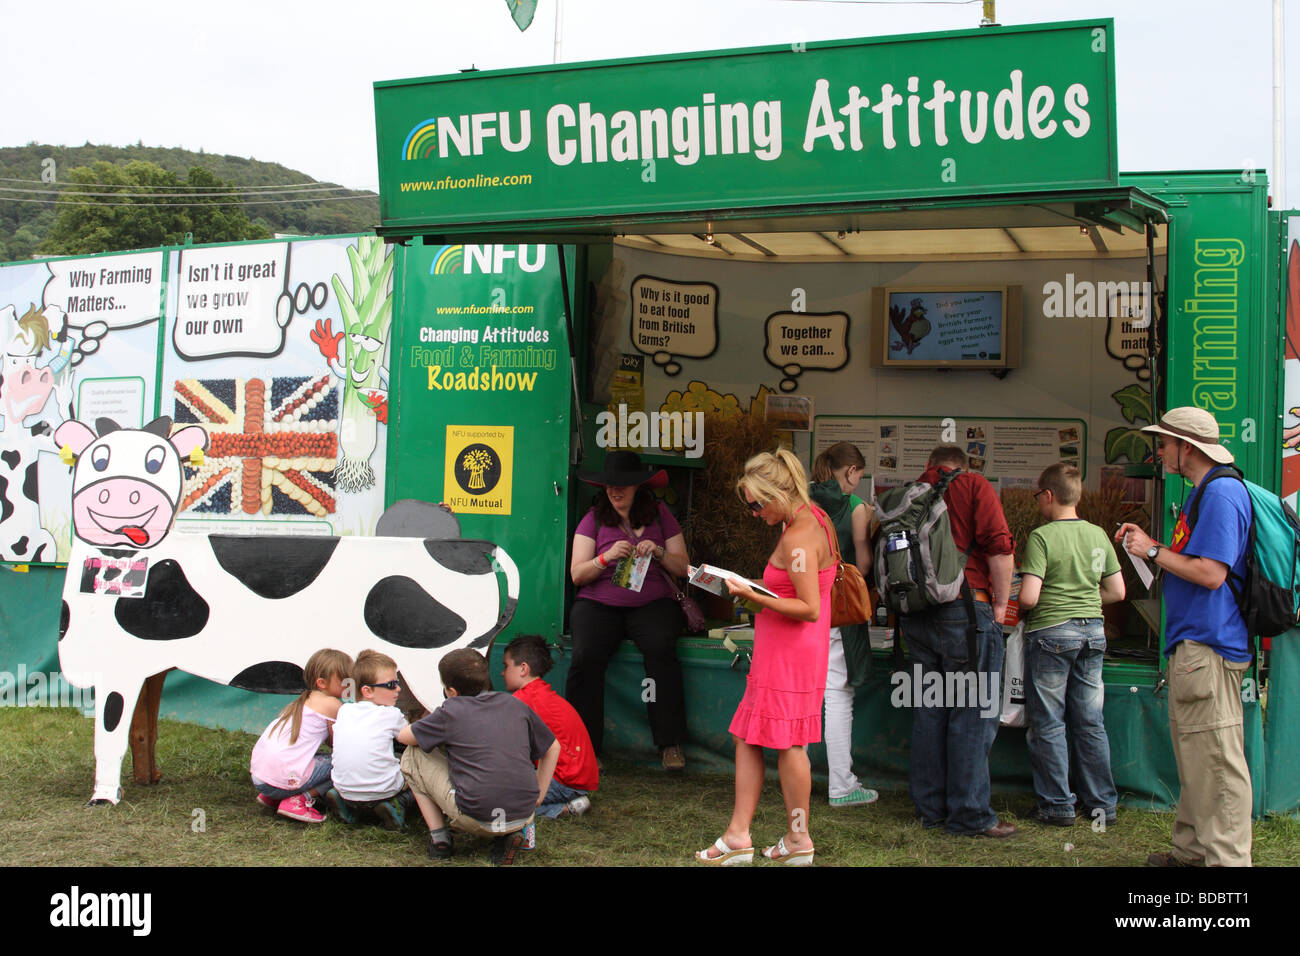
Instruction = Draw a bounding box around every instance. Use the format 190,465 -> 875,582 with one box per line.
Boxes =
566,597 -> 687,753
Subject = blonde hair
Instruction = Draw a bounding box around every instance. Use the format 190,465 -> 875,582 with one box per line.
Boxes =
736,448 -> 811,519
269,648 -> 354,745
1038,463 -> 1082,506
811,442 -> 866,483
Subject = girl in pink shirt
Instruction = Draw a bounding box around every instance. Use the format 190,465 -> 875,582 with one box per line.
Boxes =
250,648 -> 353,823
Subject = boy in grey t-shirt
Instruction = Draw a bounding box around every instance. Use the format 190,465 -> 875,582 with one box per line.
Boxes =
398,648 -> 559,864
1016,464 -> 1125,828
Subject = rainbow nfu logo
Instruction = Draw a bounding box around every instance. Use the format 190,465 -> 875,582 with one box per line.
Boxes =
402,119 -> 439,160
430,245 -> 464,275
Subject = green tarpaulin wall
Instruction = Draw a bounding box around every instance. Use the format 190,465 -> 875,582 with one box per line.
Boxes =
5,563 -> 1291,815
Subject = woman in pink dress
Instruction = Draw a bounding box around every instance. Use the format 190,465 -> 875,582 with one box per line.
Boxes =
695,448 -> 836,866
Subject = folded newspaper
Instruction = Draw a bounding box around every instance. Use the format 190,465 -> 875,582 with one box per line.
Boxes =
688,564 -> 777,614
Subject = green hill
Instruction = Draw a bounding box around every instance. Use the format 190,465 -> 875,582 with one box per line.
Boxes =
0,144 -> 379,261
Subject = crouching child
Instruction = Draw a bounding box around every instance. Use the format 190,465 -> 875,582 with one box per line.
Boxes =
326,649 -> 413,830
502,634 -> 599,818
398,648 -> 560,865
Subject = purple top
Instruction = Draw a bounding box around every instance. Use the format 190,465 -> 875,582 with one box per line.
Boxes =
574,500 -> 682,607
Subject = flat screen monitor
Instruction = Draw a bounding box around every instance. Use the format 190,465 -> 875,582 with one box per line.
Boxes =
869,285 -> 1021,369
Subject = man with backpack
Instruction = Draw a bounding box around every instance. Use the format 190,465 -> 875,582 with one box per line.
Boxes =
1116,406 -> 1253,867
894,445 -> 1016,837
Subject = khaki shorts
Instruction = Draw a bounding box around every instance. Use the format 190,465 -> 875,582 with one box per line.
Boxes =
400,745 -> 533,837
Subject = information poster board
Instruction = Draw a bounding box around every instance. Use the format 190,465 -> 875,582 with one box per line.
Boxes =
160,236 -> 391,537
0,251 -> 164,563
814,415 -> 1087,491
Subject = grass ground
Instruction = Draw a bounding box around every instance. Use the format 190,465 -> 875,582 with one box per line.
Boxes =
2,707 -> 1297,867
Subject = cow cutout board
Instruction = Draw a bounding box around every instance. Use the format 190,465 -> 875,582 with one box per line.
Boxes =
54,417 -> 519,804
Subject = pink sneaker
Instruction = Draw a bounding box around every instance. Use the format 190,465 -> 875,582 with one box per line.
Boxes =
277,793 -> 325,823
256,793 -> 277,810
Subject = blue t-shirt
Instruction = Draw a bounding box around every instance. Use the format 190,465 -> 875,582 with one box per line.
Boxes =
1163,471 -> 1252,662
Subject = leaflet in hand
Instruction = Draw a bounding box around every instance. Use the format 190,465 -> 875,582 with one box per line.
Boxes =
612,554 -> 651,592
688,564 -> 777,613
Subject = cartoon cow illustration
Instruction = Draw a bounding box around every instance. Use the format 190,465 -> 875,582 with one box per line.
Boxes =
55,416 -> 520,805
1,304 -> 76,561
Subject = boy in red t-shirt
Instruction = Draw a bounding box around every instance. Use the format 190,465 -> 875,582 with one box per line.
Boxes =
502,634 -> 599,817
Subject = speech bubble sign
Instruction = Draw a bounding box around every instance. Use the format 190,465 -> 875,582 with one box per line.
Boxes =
1105,309 -> 1154,381
763,311 -> 849,391
172,243 -> 324,361
44,251 -> 164,332
628,275 -> 718,375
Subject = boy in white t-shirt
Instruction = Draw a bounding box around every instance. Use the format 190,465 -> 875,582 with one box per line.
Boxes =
325,649 -> 412,830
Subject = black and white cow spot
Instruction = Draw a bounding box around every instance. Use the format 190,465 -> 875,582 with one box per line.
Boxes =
103,692 -> 125,732
364,576 -> 467,648
209,536 -> 341,599
59,600 -> 69,641
114,559 -> 210,640
230,661 -> 306,695
422,540 -> 495,575
0,475 -> 11,526
22,460 -> 38,503
9,535 -> 28,556
0,449 -> 19,471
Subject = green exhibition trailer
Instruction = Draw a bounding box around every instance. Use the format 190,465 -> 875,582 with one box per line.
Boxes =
3,18 -> 1299,817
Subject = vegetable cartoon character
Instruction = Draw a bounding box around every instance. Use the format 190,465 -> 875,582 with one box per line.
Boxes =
309,237 -> 393,492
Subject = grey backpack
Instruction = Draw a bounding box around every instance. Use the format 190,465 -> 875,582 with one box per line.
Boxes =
874,468 -> 969,614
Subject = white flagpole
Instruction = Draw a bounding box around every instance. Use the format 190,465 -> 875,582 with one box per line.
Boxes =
554,0 -> 564,64
1274,0 -> 1286,207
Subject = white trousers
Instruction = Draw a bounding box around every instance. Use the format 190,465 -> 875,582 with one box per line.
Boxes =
824,627 -> 862,798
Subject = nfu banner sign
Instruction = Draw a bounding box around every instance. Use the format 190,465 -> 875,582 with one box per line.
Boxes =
375,19 -> 1117,234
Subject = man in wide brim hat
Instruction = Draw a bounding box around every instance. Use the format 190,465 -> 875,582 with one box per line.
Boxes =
1115,405 -> 1253,867
1139,406 -> 1235,465
578,450 -> 668,489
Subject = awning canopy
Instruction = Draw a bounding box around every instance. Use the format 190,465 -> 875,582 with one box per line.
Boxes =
394,185 -> 1168,262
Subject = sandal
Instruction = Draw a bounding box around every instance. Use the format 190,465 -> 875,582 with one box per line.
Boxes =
762,837 -> 814,866
695,836 -> 754,866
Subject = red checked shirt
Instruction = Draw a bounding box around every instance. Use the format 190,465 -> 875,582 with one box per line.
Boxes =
514,679 -> 600,792
920,465 -> 1015,593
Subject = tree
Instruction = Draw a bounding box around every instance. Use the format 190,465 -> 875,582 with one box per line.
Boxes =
39,160 -> 271,255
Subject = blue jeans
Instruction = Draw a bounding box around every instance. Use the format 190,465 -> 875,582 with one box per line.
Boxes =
1024,619 -> 1116,822
901,599 -> 1003,835
536,779 -> 589,819
252,755 -> 333,800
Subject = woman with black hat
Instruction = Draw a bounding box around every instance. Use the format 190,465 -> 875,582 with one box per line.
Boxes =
568,450 -> 691,770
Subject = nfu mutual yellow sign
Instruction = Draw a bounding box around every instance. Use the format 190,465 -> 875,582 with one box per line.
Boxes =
444,424 -> 514,516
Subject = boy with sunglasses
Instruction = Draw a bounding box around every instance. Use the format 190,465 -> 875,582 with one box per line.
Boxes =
325,649 -> 413,830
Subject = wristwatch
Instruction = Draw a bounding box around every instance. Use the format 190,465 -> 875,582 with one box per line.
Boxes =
1146,544 -> 1161,561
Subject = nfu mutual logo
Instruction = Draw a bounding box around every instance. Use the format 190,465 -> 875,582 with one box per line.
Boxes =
429,244 -> 547,276
402,114 -> 532,160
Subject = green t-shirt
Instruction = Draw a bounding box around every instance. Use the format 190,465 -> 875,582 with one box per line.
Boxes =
1019,518 -> 1121,631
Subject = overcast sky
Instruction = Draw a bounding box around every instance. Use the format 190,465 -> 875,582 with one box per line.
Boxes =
2,0 -> 1297,204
